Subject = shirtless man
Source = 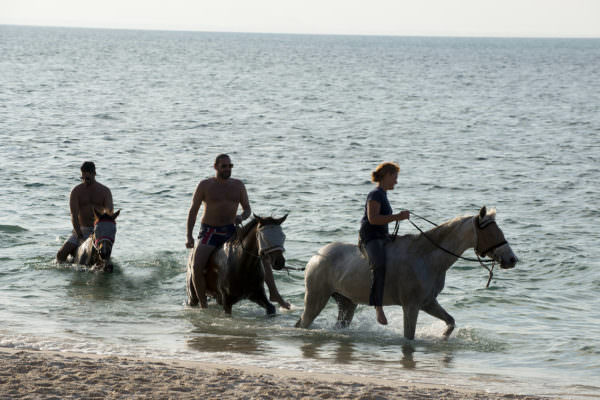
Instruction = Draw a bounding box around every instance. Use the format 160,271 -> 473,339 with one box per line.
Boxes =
185,154 -> 290,309
56,161 -> 113,262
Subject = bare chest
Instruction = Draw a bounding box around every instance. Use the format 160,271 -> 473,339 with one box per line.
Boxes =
204,183 -> 240,203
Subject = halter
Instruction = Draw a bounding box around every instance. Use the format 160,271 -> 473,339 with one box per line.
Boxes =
257,224 -> 286,255
92,219 -> 116,251
474,219 -> 507,257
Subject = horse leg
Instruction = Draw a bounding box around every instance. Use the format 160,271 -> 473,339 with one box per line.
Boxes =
248,290 -> 276,316
295,288 -> 331,329
56,241 -> 78,263
222,297 -> 233,315
332,293 -> 357,328
422,299 -> 455,339
402,304 -> 420,340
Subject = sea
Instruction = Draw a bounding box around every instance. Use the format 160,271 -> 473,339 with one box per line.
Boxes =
1,25 -> 599,398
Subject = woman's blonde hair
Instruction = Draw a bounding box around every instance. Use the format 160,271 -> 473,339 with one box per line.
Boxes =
371,162 -> 400,182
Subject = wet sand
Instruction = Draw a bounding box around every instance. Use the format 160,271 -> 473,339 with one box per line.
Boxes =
0,346 -> 557,399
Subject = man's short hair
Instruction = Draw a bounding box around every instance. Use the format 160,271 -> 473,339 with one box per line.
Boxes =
214,154 -> 230,166
81,161 -> 96,174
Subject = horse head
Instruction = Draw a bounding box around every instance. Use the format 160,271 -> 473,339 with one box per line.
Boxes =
92,208 -> 120,265
254,213 -> 287,270
474,206 -> 517,269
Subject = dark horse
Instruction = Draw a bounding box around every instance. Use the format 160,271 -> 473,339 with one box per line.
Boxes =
203,214 -> 288,315
74,208 -> 120,272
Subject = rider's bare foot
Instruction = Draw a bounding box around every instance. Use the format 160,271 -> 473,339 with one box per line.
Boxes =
375,306 -> 388,325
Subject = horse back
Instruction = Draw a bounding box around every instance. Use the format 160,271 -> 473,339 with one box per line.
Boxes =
305,242 -> 370,295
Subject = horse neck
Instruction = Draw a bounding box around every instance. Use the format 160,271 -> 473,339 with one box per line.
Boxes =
233,223 -> 260,267
422,215 -> 476,269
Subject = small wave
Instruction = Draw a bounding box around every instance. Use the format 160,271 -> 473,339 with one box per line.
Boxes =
93,113 -> 118,120
0,225 -> 28,233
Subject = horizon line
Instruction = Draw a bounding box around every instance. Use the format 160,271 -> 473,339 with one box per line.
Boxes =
2,22 -> 600,40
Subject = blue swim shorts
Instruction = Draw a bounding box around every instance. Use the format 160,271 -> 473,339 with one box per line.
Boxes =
198,223 -> 236,247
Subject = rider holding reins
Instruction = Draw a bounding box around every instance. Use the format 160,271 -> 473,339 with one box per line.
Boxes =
359,162 -> 410,325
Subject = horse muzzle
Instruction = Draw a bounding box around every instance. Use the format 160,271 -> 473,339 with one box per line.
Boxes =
96,241 -> 113,261
264,251 -> 286,270
496,245 -> 518,269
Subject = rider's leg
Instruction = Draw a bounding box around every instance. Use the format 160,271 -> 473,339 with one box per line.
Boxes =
188,243 -> 215,308
262,259 -> 290,309
56,241 -> 78,263
366,238 -> 388,325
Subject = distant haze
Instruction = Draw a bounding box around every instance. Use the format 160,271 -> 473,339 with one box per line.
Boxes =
1,0 -> 599,38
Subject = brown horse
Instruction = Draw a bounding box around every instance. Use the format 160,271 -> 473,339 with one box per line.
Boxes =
204,214 -> 287,315
74,209 -> 120,272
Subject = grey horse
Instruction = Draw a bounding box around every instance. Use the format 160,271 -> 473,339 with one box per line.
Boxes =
295,207 -> 518,340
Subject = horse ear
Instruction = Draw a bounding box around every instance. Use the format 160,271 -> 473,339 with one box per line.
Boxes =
276,213 -> 288,225
253,213 -> 262,222
93,208 -> 101,220
479,206 -> 487,220
113,209 -> 120,219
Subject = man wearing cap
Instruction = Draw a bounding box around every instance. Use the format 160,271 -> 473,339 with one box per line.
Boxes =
56,161 -> 114,262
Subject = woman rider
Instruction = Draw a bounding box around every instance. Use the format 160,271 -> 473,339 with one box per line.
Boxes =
359,162 -> 410,325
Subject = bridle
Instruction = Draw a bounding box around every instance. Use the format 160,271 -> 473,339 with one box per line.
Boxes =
399,211 -> 508,288
236,223 -> 306,272
257,224 -> 286,256
92,219 -> 116,254
238,224 -> 285,258
475,218 -> 507,257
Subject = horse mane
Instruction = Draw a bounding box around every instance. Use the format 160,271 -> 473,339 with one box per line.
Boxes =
422,215 -> 473,244
422,209 -> 497,244
230,217 -> 259,246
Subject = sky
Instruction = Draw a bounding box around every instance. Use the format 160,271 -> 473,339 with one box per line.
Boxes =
1,0 -> 599,38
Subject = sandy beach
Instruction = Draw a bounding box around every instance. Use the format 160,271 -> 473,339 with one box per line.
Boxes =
0,347 -> 556,400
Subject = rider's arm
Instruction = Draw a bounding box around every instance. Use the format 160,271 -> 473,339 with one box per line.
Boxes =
367,200 -> 408,225
186,182 -> 204,245
236,183 -> 251,224
104,187 -> 114,213
69,188 -> 83,239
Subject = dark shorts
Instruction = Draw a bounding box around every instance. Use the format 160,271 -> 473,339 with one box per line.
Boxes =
198,223 -> 235,247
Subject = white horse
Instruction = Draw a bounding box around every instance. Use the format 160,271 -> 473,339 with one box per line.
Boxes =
295,206 -> 518,340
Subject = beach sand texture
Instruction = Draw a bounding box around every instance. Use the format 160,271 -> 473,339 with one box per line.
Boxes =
1,347 -> 555,399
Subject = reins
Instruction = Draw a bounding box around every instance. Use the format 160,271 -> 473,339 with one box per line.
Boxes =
405,211 -> 497,288
235,224 -> 305,272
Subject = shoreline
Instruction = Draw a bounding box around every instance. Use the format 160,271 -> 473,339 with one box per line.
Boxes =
1,346 -> 557,399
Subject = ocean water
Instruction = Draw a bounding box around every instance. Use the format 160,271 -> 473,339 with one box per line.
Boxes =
1,25 -> 599,398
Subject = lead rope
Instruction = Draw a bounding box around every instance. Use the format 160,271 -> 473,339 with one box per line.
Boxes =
407,211 -> 495,287
479,256 -> 495,288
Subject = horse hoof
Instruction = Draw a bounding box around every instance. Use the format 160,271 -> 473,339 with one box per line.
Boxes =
443,325 -> 455,339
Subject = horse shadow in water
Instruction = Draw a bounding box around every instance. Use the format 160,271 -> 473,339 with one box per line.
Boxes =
200,214 -> 287,315
296,206 -> 518,340
74,209 -> 120,272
